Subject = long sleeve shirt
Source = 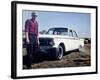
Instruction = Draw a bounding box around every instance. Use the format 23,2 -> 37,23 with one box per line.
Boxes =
25,19 -> 38,36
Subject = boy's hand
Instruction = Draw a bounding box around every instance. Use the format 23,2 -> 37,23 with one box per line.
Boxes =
26,38 -> 30,44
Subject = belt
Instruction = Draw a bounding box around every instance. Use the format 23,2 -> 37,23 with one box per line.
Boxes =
29,33 -> 36,36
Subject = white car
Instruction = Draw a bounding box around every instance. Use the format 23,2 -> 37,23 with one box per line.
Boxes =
39,27 -> 84,60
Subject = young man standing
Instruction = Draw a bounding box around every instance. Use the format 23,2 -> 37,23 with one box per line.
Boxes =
25,12 -> 39,69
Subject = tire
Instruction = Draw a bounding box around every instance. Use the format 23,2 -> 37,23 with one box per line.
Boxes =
55,45 -> 63,60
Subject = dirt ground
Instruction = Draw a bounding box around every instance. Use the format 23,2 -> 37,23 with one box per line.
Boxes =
23,44 -> 91,69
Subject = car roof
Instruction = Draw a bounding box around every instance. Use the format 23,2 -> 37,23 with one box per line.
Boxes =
50,27 -> 68,29
48,27 -> 75,32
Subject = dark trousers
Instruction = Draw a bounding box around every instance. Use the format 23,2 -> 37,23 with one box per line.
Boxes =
26,33 -> 38,68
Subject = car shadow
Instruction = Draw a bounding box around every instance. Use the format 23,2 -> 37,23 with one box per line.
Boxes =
23,51 -> 57,65
23,49 -> 79,66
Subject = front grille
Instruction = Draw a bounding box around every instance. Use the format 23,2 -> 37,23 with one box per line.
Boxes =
39,38 -> 53,46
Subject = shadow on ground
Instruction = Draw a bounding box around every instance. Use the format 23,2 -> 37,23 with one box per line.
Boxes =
23,50 -> 78,66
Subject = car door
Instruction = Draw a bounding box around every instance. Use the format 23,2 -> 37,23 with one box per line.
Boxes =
68,29 -> 75,50
72,30 -> 79,49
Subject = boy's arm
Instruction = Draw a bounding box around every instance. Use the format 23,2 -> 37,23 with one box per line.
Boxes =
25,20 -> 30,44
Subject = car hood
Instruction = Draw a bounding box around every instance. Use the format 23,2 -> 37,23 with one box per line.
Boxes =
39,34 -> 69,39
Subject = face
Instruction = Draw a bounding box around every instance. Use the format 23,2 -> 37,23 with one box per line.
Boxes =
31,14 -> 37,20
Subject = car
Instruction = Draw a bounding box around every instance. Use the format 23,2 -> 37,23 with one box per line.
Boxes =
39,27 -> 84,60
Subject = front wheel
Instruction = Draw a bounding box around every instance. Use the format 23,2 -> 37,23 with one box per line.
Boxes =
55,45 -> 63,60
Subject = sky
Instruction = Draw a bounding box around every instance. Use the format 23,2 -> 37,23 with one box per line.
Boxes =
23,10 -> 91,38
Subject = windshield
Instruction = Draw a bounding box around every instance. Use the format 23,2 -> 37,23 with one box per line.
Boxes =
47,28 -> 68,35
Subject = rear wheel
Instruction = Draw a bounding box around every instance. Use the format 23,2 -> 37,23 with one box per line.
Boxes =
55,45 -> 63,60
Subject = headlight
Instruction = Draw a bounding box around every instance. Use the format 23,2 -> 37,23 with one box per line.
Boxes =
49,41 -> 55,46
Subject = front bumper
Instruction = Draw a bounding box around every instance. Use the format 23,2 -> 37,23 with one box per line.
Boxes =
40,46 -> 57,54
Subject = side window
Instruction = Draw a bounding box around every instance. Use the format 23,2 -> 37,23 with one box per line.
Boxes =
73,31 -> 78,37
69,30 -> 73,37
